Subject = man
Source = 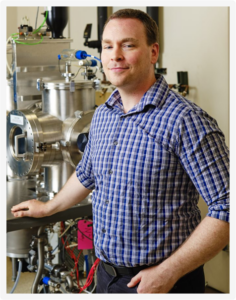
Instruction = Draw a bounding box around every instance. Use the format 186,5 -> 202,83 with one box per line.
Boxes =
11,9 -> 229,294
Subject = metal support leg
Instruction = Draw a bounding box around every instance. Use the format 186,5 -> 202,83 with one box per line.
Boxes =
11,257 -> 17,282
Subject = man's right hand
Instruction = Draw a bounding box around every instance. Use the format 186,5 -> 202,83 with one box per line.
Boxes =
11,171 -> 91,219
11,199 -> 48,218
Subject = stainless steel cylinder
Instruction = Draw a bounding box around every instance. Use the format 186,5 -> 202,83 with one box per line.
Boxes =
44,162 -> 75,194
42,80 -> 95,120
7,228 -> 38,258
6,110 -> 64,177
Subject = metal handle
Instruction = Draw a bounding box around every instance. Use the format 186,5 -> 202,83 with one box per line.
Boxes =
14,132 -> 25,158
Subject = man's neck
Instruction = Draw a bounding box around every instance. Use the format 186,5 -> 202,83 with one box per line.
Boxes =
118,77 -> 156,113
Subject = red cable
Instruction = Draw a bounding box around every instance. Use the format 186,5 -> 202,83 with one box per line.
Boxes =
79,258 -> 100,293
60,222 -> 100,293
61,222 -> 81,287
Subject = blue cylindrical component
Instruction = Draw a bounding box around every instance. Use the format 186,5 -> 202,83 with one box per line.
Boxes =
89,59 -> 97,67
58,49 -> 81,61
75,50 -> 88,59
42,276 -> 50,285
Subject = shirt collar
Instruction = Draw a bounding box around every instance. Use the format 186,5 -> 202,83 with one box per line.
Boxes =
105,75 -> 170,113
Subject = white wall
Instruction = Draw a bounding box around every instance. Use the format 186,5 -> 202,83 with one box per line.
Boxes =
158,7 -> 229,293
6,5 -> 230,293
161,7 -> 229,147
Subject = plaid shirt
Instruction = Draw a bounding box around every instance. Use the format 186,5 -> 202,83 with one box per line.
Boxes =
76,75 -> 229,267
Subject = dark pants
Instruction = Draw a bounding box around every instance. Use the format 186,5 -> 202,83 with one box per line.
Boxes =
96,261 -> 205,293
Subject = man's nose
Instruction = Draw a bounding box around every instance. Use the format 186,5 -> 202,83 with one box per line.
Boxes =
111,47 -> 124,61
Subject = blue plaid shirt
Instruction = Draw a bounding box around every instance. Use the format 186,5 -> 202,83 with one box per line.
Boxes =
76,75 -> 229,267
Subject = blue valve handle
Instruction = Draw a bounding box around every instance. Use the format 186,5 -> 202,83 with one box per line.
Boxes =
42,276 -> 50,285
76,50 -> 101,62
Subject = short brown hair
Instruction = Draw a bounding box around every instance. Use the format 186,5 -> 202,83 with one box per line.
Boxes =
103,8 -> 159,45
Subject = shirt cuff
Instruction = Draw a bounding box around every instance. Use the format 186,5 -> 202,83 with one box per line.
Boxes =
75,165 -> 95,190
207,204 -> 230,222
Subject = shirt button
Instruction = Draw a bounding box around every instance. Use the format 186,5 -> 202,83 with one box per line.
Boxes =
102,228 -> 106,233
105,200 -> 109,205
108,169 -> 113,175
113,141 -> 118,146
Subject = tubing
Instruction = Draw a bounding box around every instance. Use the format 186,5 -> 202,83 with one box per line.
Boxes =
11,11 -> 48,46
10,259 -> 23,294
31,226 -> 45,293
87,54 -> 101,63
6,36 -> 13,76
65,275 -> 74,290
33,10 -> 48,34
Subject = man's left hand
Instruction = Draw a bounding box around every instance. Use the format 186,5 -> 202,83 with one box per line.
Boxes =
127,264 -> 177,293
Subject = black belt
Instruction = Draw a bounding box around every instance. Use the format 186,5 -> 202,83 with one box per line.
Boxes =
101,261 -> 154,277
101,260 -> 204,284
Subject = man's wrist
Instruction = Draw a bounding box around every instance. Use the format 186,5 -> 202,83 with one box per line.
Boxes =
43,200 -> 55,217
157,257 -> 185,283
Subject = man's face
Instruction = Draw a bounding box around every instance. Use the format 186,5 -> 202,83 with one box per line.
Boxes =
101,18 -> 158,90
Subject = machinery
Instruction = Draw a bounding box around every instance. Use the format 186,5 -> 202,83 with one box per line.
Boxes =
6,7 -> 106,293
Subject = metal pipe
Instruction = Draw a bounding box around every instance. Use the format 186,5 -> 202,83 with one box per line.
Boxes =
65,275 -> 74,290
11,258 -> 17,282
146,7 -> 159,27
31,226 -> 45,293
97,7 -> 108,53
146,7 -> 161,69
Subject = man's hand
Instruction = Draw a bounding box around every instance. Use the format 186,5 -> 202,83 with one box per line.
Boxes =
11,199 -> 47,218
128,217 -> 229,293
11,172 -> 91,219
127,264 -> 177,293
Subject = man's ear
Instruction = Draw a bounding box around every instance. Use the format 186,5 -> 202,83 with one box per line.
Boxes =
151,43 -> 159,64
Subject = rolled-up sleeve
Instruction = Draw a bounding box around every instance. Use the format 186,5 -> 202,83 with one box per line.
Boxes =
177,110 -> 229,222
76,130 -> 95,190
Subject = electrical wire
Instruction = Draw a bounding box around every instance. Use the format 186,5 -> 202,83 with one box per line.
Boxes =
71,67 -> 83,80
78,258 -> 100,293
86,54 -> 101,62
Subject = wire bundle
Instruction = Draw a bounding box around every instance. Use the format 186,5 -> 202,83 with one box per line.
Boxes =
78,258 -> 100,293
60,221 -> 99,293
61,221 -> 81,288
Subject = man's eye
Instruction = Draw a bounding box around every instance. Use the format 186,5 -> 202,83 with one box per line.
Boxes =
103,45 -> 112,49
123,44 -> 134,48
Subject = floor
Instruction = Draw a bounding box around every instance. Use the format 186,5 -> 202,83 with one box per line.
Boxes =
6,257 -> 35,294
6,257 -> 222,294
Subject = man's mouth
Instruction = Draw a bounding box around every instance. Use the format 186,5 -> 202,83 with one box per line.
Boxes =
109,67 -> 129,72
